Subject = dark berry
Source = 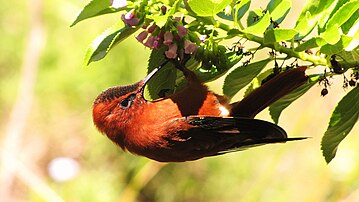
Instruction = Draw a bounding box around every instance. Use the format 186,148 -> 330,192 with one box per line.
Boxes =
349,79 -> 357,87
321,88 -> 328,96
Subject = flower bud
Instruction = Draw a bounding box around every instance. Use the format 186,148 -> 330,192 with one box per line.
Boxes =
184,40 -> 197,54
177,25 -> 188,38
147,24 -> 157,33
121,13 -> 139,26
135,31 -> 148,43
161,5 -> 167,14
144,36 -> 155,48
165,44 -> 178,58
163,31 -> 173,46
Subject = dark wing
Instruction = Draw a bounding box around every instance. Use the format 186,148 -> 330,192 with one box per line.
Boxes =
165,116 -> 305,159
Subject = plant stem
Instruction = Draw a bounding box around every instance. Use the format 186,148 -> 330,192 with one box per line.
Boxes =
212,21 -> 330,66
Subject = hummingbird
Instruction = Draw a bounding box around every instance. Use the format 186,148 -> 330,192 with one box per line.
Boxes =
92,64 -> 307,162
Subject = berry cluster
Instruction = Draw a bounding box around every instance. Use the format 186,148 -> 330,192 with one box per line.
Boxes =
346,71 -> 359,88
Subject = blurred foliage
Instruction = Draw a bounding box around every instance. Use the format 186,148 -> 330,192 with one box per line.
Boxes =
1,1 -> 359,202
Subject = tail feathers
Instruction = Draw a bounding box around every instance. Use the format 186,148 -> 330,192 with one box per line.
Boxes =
230,66 -> 308,118
214,137 -> 307,156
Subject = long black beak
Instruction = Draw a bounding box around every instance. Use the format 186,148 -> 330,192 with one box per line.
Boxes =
140,60 -> 169,91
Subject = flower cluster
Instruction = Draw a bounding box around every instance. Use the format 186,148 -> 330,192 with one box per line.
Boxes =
127,15 -> 200,59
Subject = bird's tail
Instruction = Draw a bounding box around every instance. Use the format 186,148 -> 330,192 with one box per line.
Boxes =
230,66 -> 308,118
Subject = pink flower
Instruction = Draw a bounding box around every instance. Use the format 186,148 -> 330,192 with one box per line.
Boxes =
135,31 -> 148,43
153,40 -> 160,49
184,40 -> 197,54
125,11 -> 134,20
147,24 -> 157,33
152,36 -> 162,49
165,44 -> 178,58
144,36 -> 155,48
121,13 -> 139,26
163,31 -> 173,45
177,25 -> 188,38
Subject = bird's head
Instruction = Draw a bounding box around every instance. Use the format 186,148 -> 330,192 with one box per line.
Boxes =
92,64 -> 164,147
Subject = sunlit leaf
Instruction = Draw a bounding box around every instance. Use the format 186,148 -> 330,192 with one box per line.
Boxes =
296,0 -> 336,35
325,0 -> 359,31
295,37 -> 326,52
84,22 -> 139,65
266,0 -> 291,24
269,75 -> 320,124
217,0 -> 251,21
243,13 -> 271,35
342,9 -> 359,35
321,87 -> 359,163
71,0 -> 123,26
294,11 -> 316,40
321,35 -> 353,55
246,8 -> 264,27
321,24 -> 341,45
223,59 -> 271,99
188,0 -> 232,16
297,0 -> 336,19
243,69 -> 273,97
264,28 -> 298,44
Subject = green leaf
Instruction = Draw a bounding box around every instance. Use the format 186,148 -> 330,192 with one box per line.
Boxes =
321,87 -> 359,163
243,12 -> 271,35
342,9 -> 359,35
320,24 -> 341,45
264,28 -> 298,44
195,52 -> 244,82
151,15 -> 169,28
84,22 -> 139,65
188,0 -> 232,16
295,37 -> 326,52
295,0 -> 336,35
266,0 -> 291,24
236,0 -> 251,20
246,8 -> 264,27
217,0 -> 251,21
147,47 -> 177,100
320,35 -> 353,55
223,59 -> 271,99
294,11 -> 316,40
71,0 -> 122,26
297,0 -> 336,20
150,0 -> 182,27
269,75 -> 320,124
336,49 -> 359,61
243,69 -> 273,97
325,0 -> 359,32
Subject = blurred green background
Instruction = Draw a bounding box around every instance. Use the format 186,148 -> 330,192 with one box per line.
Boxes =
1,1 -> 359,202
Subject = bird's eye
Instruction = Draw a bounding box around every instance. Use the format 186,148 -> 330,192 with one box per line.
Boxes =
119,94 -> 136,109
